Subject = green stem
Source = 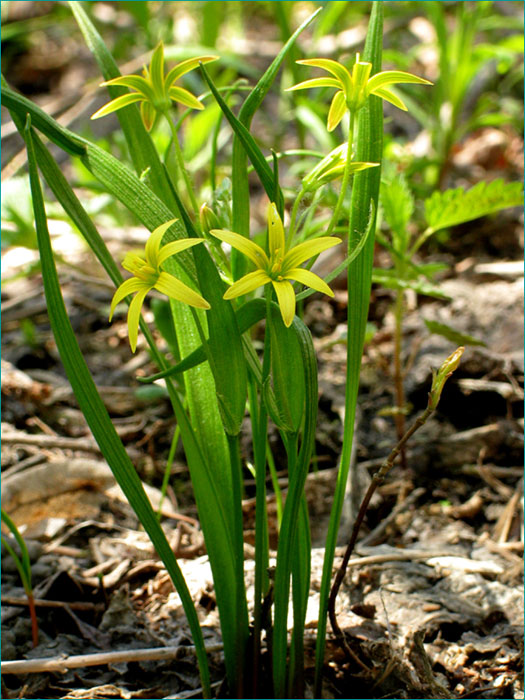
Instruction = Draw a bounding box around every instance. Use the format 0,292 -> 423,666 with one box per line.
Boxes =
283,431 -> 304,698
226,433 -> 247,698
157,422 -> 181,520
287,186 -> 306,246
166,113 -> 201,225
267,441 -> 283,528
326,110 -> 356,237
251,285 -> 273,695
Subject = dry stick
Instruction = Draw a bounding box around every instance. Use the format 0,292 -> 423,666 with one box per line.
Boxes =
327,345 -> 465,669
327,403 -> 434,667
2,595 -> 104,612
1,643 -> 224,675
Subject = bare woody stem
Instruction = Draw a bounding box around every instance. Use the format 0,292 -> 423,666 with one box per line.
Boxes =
327,346 -> 464,664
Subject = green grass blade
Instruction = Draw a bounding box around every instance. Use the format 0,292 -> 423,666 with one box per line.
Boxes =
288,495 -> 311,697
314,4 -> 384,695
229,6 -> 322,277
1,79 -> 85,155
164,171 -> 248,438
1,509 -> 32,590
23,118 -> 212,698
201,62 -> 283,215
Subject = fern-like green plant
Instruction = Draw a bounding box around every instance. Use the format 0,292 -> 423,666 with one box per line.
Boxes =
376,173 -> 523,461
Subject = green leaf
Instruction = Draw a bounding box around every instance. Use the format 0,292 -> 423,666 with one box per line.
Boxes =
424,319 -> 486,347
228,7 -> 321,279
267,305 -> 305,434
272,310 -> 318,698
7,90 -> 246,694
200,63 -> 284,216
424,179 -> 524,236
1,79 -> 86,156
23,118 -> 212,698
1,509 -> 32,592
380,172 -> 414,254
166,173 -> 248,438
314,4 -> 384,695
372,268 -> 451,299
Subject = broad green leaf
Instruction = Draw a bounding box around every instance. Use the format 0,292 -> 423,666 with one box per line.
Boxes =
23,119 -> 211,698
372,268 -> 451,299
166,175 -> 248,438
424,179 -> 524,236
272,309 -> 318,698
267,305 -> 305,435
380,172 -> 414,254
424,319 -> 486,347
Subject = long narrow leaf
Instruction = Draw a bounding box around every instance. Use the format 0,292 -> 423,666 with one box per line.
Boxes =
23,118 -> 212,698
201,62 -> 283,215
7,90 -> 245,694
230,7 -> 322,276
314,3 -> 384,694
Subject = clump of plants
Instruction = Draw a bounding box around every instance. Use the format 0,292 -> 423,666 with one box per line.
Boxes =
2,2 -> 521,697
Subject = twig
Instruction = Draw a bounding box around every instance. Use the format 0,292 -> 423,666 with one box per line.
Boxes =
359,486 -> 425,547
1,596 -> 104,612
1,643 -> 224,675
1,432 -> 101,453
328,348 -> 464,667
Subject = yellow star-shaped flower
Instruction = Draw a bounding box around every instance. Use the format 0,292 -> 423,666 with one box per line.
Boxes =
210,203 -> 341,327
287,53 -> 432,131
92,42 -> 218,130
110,220 -> 209,352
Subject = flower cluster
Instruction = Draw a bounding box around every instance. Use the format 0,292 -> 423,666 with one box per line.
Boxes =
102,50 -> 430,347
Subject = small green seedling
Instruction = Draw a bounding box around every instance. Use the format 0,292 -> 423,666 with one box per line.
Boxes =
1,509 -> 39,647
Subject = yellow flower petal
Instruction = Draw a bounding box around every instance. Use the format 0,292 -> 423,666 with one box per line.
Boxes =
296,58 -> 353,95
284,267 -> 334,297
149,43 -> 165,97
327,90 -> 347,132
267,203 -> 285,256
370,86 -> 407,111
168,85 -> 204,110
285,77 -> 341,92
271,280 -> 296,327
145,220 -> 178,267
210,229 -> 269,269
100,74 -> 156,101
284,237 -> 341,270
366,70 -> 432,94
127,286 -> 151,352
91,93 -> 143,120
155,272 -> 210,309
223,270 -> 270,299
109,277 -> 148,320
165,56 -> 219,89
157,238 -> 206,266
